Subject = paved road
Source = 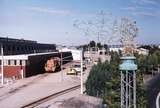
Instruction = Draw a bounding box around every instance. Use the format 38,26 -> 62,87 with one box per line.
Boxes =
146,74 -> 160,108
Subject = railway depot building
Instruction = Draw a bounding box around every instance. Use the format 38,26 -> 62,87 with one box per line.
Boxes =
0,37 -> 56,55
0,37 -> 72,79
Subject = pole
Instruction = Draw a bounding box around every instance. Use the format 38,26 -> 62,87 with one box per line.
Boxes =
61,48 -> 63,82
21,69 -> 24,79
121,71 -> 123,108
1,44 -> 4,85
80,49 -> 83,94
126,71 -> 128,108
129,72 -> 131,108
133,71 -> 136,108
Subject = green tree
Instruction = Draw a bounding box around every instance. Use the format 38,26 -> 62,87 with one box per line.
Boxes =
97,42 -> 102,49
86,52 -> 121,107
89,40 -> 96,47
136,70 -> 148,108
86,62 -> 111,97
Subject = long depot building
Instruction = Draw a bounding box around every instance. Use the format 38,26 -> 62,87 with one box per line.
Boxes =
0,37 -> 72,79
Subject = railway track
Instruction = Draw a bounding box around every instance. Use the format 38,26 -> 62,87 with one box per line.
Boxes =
21,85 -> 80,108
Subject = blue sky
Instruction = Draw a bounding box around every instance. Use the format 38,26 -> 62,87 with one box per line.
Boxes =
0,0 -> 160,45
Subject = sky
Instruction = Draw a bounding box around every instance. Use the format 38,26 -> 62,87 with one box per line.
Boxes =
0,0 -> 160,46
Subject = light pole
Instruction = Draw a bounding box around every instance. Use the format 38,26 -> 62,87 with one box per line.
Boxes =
80,49 -> 83,94
1,44 -> 4,85
60,48 -> 63,82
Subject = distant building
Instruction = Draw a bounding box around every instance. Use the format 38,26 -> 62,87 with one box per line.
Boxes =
136,48 -> 149,55
84,47 -> 110,63
108,44 -> 123,52
98,48 -> 107,55
60,48 -> 82,61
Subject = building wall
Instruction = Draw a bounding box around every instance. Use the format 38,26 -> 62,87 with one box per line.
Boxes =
2,66 -> 25,78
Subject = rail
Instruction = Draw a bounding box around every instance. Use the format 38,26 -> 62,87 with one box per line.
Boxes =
21,85 -> 80,108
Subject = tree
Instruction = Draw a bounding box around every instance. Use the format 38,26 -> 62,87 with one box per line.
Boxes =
97,42 -> 102,49
86,52 -> 121,107
136,70 -> 148,108
136,50 -> 160,74
86,62 -> 110,97
89,40 -> 96,47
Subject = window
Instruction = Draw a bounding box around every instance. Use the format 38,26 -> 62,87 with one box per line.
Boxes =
17,46 -> 20,51
14,60 -> 17,65
25,60 -> 29,65
99,52 -> 103,55
12,46 -> 15,51
25,46 -> 28,51
21,46 -> 24,51
7,46 -> 11,51
8,60 -> 11,65
20,60 -> 22,65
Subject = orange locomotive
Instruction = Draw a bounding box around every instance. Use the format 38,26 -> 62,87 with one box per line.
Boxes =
44,57 -> 61,73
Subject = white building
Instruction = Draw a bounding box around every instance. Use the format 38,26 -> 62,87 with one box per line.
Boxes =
109,47 -> 123,52
60,48 -> 82,61
108,45 -> 123,52
136,48 -> 149,55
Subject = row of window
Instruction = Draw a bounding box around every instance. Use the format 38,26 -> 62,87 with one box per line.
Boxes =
99,51 -> 107,55
4,45 -> 54,52
0,43 -> 56,55
0,60 -> 27,66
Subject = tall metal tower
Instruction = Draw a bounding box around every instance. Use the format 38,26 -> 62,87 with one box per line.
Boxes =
120,57 -> 137,108
119,17 -> 138,108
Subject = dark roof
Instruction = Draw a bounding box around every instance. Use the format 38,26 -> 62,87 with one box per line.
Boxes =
0,37 -> 37,44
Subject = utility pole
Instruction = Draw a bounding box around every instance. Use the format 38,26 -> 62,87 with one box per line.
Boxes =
1,44 -> 4,85
61,48 -> 63,82
80,49 -> 83,94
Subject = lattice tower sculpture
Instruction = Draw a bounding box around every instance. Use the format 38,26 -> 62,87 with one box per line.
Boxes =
119,17 -> 138,108
119,18 -> 138,56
